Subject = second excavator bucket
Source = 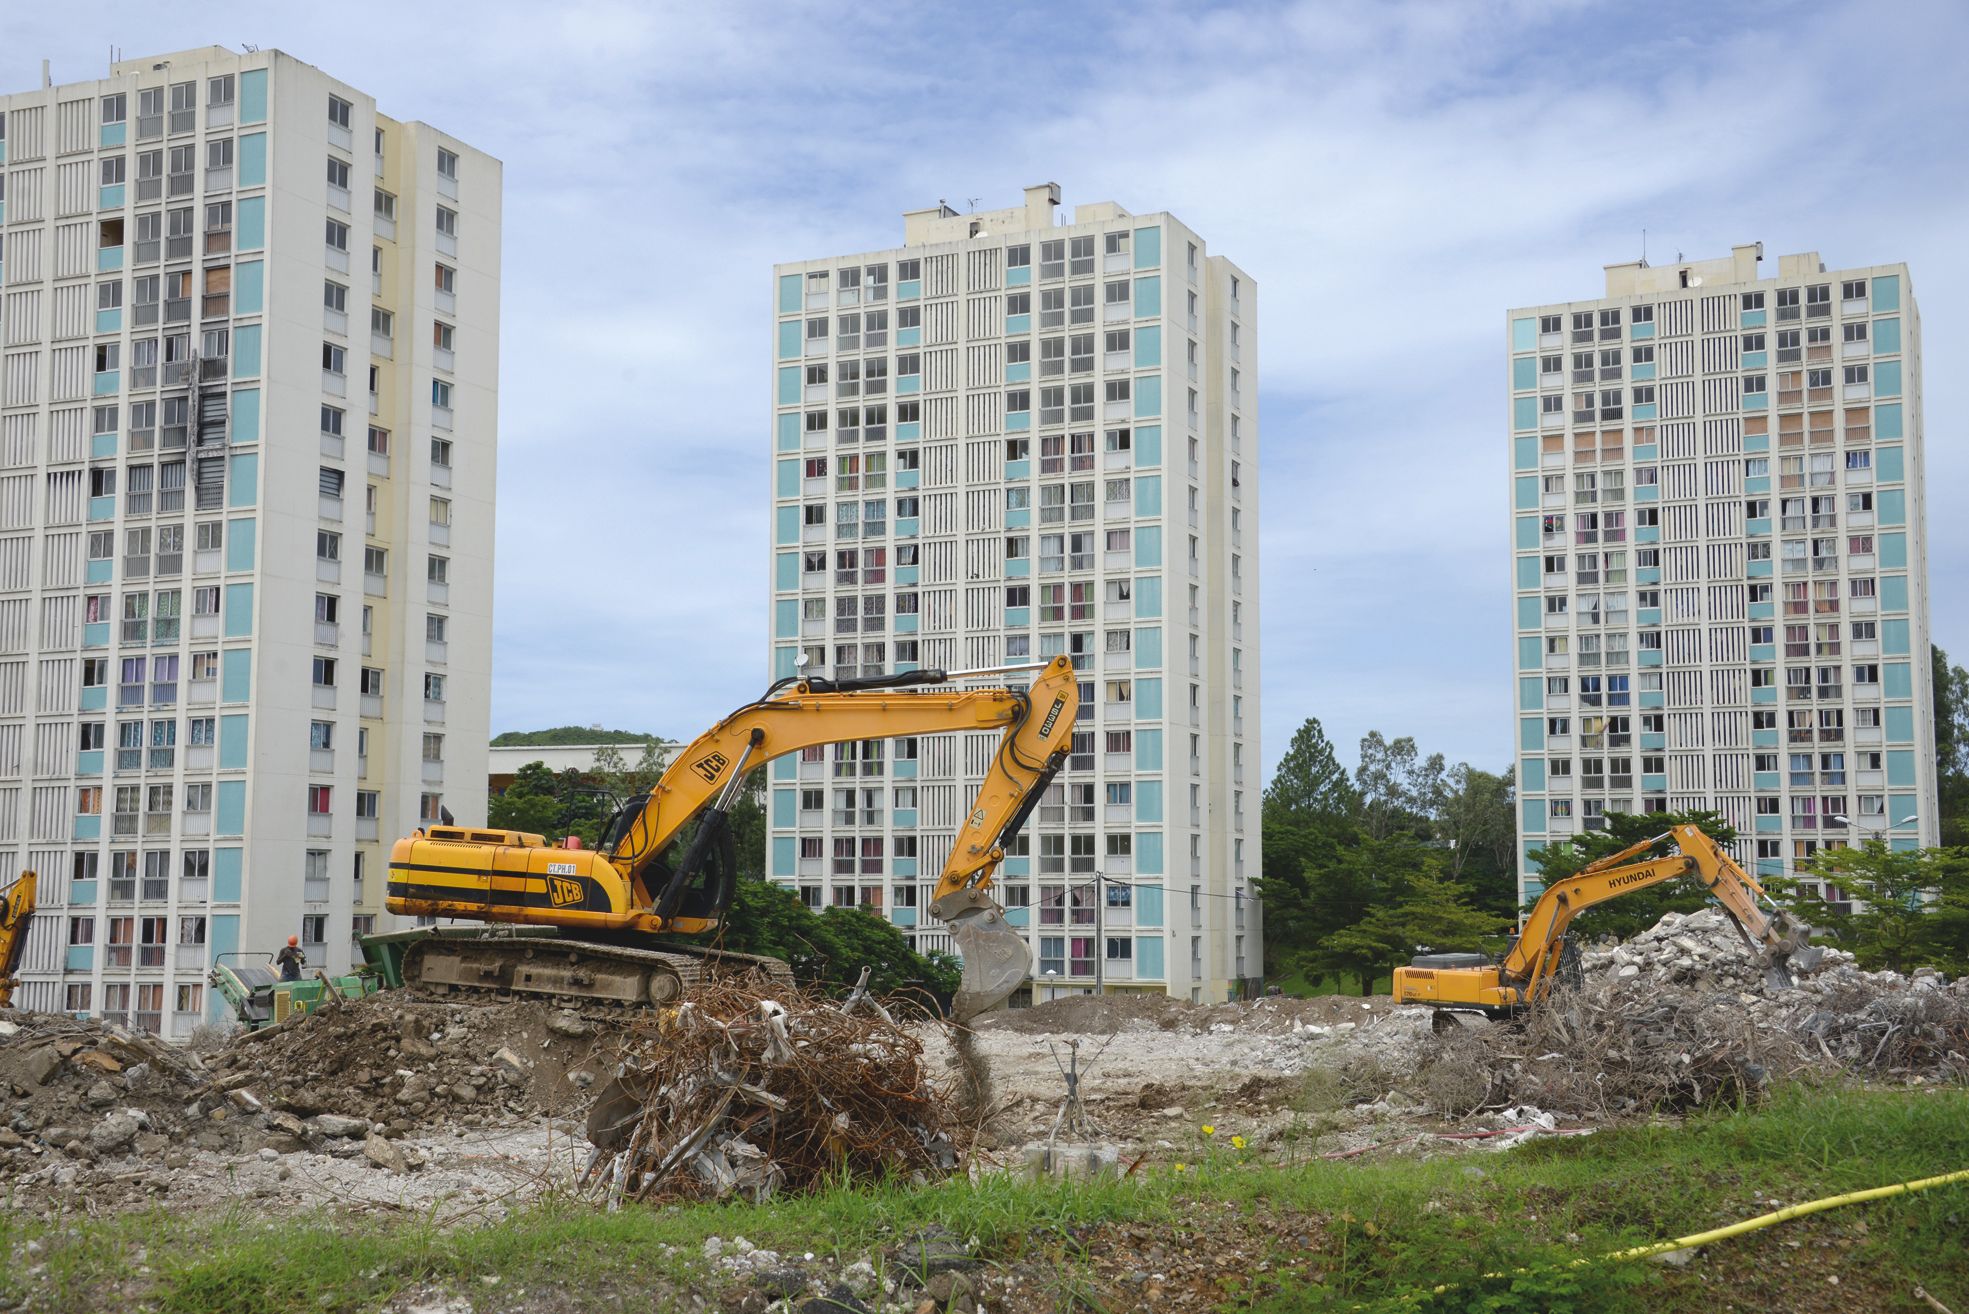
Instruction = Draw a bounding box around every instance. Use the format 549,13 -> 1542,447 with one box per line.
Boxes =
948,902 -> 1032,1023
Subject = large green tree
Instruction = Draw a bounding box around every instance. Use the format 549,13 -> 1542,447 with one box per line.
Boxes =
1788,842 -> 1969,974
1935,645 -> 1969,847
1522,809 -> 1738,940
1318,868 -> 1508,991
490,727 -> 661,747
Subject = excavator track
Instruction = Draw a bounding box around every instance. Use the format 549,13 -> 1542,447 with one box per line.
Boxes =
400,934 -> 794,1010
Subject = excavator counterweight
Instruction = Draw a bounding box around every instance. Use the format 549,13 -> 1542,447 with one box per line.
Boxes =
386,659 -> 1078,1019
1393,824 -> 1816,1016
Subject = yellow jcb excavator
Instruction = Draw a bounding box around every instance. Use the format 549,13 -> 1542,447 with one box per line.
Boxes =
1393,823 -> 1818,1017
0,870 -> 35,1008
386,657 -> 1078,1019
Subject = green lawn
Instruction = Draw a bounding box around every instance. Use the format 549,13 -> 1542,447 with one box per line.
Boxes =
2,1084 -> 1965,1313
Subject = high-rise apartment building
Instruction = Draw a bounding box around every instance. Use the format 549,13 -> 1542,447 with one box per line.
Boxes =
1508,245 -> 1933,904
0,48 -> 499,1034
769,185 -> 1260,1004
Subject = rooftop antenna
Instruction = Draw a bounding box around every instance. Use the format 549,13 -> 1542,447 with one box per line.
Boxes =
1641,227 -> 1647,266
242,43 -> 259,53
965,197 -> 980,212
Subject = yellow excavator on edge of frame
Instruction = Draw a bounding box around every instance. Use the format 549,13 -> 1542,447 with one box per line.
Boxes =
1393,823 -> 1820,1017
385,657 -> 1078,1020
0,870 -> 36,1009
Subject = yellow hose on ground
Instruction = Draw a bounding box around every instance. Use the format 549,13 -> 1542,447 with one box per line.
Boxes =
1605,1166 -> 1969,1262
1404,1166 -> 1969,1306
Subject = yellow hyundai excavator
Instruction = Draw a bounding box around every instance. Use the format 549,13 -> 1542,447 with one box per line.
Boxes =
1393,824 -> 1818,1017
0,870 -> 35,1008
386,657 -> 1078,1019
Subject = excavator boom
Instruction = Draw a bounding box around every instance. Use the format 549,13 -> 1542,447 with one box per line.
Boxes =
1393,825 -> 1815,1014
387,659 -> 1077,1017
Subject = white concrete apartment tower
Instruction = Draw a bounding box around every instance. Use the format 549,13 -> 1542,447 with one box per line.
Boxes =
0,48 -> 499,1034
1508,246 -> 1934,903
769,186 -> 1261,1004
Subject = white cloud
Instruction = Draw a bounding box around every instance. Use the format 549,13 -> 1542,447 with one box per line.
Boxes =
7,0 -> 1962,778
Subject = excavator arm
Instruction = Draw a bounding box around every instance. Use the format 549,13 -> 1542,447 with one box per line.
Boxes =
0,870 -> 37,1009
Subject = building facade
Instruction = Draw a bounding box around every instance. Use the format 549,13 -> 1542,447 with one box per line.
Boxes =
0,48 -> 499,1034
769,185 -> 1260,1004
1508,245 -> 1933,904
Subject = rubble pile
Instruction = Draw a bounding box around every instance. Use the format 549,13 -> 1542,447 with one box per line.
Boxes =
206,994 -> 612,1131
1480,910 -> 1969,1117
0,1012 -> 238,1173
583,979 -> 964,1205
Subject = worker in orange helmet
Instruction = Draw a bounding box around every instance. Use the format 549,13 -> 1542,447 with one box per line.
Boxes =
275,933 -> 307,983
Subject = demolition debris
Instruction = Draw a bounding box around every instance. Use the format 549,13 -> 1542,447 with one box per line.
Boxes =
580,977 -> 964,1205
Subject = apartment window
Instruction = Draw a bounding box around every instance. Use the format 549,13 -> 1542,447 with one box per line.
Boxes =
435,264 -> 456,295
322,342 -> 346,375
427,555 -> 449,584
431,437 -> 453,468
422,733 -> 444,762
327,95 -> 353,130
432,379 -> 453,409
436,205 -> 457,239
325,157 -> 351,192
312,657 -> 337,687
316,530 -> 341,562
308,785 -> 333,816
424,673 -> 447,702
437,148 -> 459,181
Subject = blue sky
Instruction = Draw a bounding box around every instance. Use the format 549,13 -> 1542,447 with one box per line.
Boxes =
8,0 -> 1965,780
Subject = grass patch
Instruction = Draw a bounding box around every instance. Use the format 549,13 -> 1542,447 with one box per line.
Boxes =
1,1084 -> 1965,1313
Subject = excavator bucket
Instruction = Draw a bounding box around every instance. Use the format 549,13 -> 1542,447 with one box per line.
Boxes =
1759,911 -> 1823,989
948,902 -> 1032,1022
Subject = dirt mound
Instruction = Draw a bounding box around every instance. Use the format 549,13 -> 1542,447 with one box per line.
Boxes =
207,993 -> 613,1131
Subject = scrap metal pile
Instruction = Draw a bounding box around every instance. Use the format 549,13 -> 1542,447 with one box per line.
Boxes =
581,976 -> 964,1205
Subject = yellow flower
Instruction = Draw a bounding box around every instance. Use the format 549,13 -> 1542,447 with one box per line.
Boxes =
1201,1124 -> 1216,1137
1230,1135 -> 1246,1150
1173,1162 -> 1187,1173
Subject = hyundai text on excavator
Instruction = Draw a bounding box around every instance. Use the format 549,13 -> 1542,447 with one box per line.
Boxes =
0,870 -> 36,1009
384,658 -> 1078,1020
1393,823 -> 1819,1017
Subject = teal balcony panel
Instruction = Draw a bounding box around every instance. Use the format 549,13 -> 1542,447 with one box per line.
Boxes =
1746,432 -> 1770,452
895,565 -> 918,585
1638,607 -> 1661,626
896,375 -> 921,395
101,122 -> 126,147
1747,558 -> 1772,577
1634,485 -> 1658,502
894,614 -> 919,633
1749,601 -> 1774,620
1636,525 -> 1660,543
1742,351 -> 1767,369
1632,403 -> 1657,420
66,946 -> 93,973
896,421 -> 921,441
83,622 -> 108,647
1006,361 -> 1030,383
1632,443 -> 1657,461
1743,393 -> 1768,411
1752,729 -> 1780,749
1004,409 -> 1028,429
1746,518 -> 1771,537
91,432 -> 115,459
1752,685 -> 1777,704
1005,607 -> 1030,628
1755,815 -> 1783,834
1745,476 -> 1770,494
1639,691 -> 1664,709
95,308 -> 121,334
76,750 -> 103,776
1007,265 -> 1031,286
97,246 -> 124,272
890,908 -> 918,928
897,279 -> 920,300
99,184 -> 125,209
93,371 -> 119,396
893,759 -> 918,779
896,327 -> 921,347
1641,774 -> 1667,792
1754,772 -> 1780,791
1636,566 -> 1661,585
80,684 -> 106,711
895,516 -> 920,536
1742,309 -> 1766,328
1631,362 -> 1656,381
73,812 -> 104,840
1005,459 -> 1030,481
1639,732 -> 1666,750
1749,644 -> 1775,662
1005,314 -> 1030,335
1630,322 -> 1656,340
1005,558 -> 1029,578
88,496 -> 115,522
1639,649 -> 1663,667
